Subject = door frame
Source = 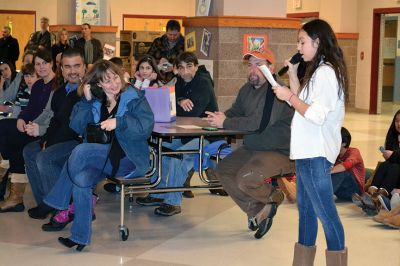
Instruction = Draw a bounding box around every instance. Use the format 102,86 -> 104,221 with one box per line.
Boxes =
370,7 -> 400,114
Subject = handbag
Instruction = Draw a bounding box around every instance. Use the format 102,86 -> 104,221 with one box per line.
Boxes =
86,123 -> 112,144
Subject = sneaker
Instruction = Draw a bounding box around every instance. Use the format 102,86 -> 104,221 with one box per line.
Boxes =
248,217 -> 259,231
352,193 -> 365,208
254,203 -> 278,239
154,203 -> 181,216
209,188 -> 229,196
377,195 -> 391,211
104,182 -> 121,194
136,195 -> 164,206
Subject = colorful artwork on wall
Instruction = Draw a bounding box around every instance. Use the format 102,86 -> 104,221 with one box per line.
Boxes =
76,0 -> 100,25
242,34 -> 268,55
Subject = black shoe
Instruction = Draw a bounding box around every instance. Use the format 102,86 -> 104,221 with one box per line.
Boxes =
154,203 -> 181,216
182,190 -> 194,198
248,217 -> 259,231
58,237 -> 85,251
209,189 -> 228,196
254,203 -> 278,239
28,202 -> 55,219
136,195 -> 163,206
103,182 -> 121,194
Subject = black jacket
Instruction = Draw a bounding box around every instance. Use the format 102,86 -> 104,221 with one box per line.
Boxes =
40,86 -> 81,148
175,65 -> 218,117
0,36 -> 20,67
26,31 -> 52,51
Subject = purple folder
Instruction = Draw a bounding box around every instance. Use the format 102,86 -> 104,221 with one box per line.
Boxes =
144,86 -> 176,122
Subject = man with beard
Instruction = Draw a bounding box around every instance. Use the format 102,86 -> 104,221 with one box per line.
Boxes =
203,49 -> 295,239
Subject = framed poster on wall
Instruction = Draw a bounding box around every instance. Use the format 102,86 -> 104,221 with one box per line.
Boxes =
185,31 -> 196,52
200,28 -> 212,57
196,0 -> 211,16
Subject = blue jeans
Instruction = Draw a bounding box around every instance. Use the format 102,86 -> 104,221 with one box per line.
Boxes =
331,170 -> 361,201
296,157 -> 345,251
23,140 -> 79,204
43,143 -> 136,245
151,138 -> 206,206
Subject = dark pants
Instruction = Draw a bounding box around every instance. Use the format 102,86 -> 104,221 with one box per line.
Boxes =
215,146 -> 295,218
331,170 -> 361,201
0,118 -> 38,173
372,160 -> 400,193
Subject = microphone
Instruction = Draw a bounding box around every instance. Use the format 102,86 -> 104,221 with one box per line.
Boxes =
277,53 -> 303,76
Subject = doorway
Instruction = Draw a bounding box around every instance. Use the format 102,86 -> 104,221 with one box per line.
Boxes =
0,10 -> 36,70
370,8 -> 400,114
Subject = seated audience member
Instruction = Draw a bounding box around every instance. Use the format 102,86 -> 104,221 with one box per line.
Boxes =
204,49 -> 294,239
0,59 -> 17,93
74,23 -> 103,68
0,49 -> 55,212
331,127 -> 365,201
36,60 -> 154,251
353,110 -> 400,214
0,50 -> 38,115
4,63 -> 38,118
0,50 -> 36,115
147,19 -> 184,82
136,51 -> 218,216
24,49 -> 86,222
371,109 -> 400,194
131,55 -> 166,89
109,57 -> 131,82
372,188 -> 400,229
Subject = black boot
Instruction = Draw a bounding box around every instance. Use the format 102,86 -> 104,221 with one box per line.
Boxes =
182,168 -> 194,198
28,202 -> 55,219
58,237 -> 85,251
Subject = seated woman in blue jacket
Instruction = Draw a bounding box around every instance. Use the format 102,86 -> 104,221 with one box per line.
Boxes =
39,60 -> 154,251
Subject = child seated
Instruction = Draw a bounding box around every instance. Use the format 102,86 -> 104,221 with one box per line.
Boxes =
331,127 -> 366,201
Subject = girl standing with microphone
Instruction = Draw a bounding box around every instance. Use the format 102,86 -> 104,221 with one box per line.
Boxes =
273,19 -> 348,266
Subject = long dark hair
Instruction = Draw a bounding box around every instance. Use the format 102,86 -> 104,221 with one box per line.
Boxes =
0,59 -> 17,83
385,109 -> 400,151
135,54 -> 165,86
300,19 -> 348,102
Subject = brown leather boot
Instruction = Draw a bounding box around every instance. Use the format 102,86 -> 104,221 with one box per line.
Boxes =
326,247 -> 348,266
384,213 -> 400,229
277,177 -> 296,203
373,204 -> 400,224
292,242 -> 316,266
0,182 -> 26,212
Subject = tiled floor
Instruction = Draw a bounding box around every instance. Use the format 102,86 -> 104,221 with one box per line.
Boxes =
0,110 -> 399,266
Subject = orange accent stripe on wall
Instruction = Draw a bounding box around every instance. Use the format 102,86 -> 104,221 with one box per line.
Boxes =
336,33 -> 359,40
183,16 -> 301,29
49,25 -> 118,33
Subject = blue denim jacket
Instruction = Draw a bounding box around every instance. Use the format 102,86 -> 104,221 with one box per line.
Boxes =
70,86 -> 155,177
